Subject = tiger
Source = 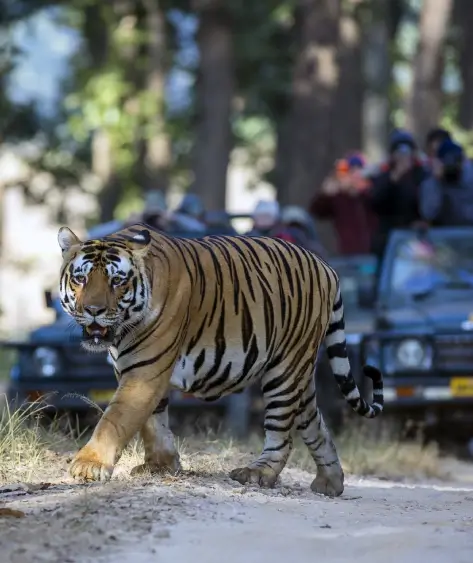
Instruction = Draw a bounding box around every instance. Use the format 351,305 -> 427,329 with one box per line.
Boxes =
57,223 -> 383,497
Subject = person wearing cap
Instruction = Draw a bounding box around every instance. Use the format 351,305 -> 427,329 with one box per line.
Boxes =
368,129 -> 428,267
246,200 -> 281,237
425,127 -> 452,161
275,205 -> 327,256
167,193 -> 207,233
309,151 -> 376,255
136,189 -> 169,231
420,139 -> 473,226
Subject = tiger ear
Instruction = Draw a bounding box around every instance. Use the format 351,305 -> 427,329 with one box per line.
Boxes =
58,227 -> 82,254
128,229 -> 151,255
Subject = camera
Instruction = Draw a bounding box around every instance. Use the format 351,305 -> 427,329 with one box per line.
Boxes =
441,151 -> 463,183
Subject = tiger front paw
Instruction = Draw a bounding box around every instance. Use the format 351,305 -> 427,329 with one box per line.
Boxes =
69,445 -> 113,482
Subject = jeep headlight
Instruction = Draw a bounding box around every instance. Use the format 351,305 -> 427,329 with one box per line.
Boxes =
32,347 -> 60,377
395,339 -> 432,370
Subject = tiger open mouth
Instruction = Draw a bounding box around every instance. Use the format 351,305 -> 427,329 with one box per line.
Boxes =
83,322 -> 114,344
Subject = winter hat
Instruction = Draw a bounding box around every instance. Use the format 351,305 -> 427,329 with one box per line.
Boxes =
253,200 -> 280,220
281,206 -> 310,227
177,193 -> 205,217
389,129 -> 416,152
144,190 -> 167,213
346,152 -> 366,169
437,139 -> 464,160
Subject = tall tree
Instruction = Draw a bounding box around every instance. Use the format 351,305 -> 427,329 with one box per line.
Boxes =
362,0 -> 404,162
136,0 -> 171,194
455,0 -> 473,131
81,2 -> 120,222
406,0 -> 453,143
191,0 -> 235,211
285,0 -> 341,207
229,0 -> 296,203
332,0 -> 363,158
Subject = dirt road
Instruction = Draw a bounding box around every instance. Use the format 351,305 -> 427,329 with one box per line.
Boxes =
1,465 -> 473,563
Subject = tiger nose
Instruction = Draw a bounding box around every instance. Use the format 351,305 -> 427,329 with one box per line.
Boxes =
84,305 -> 107,317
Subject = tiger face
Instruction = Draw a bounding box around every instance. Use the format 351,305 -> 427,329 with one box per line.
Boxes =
57,227 -> 152,352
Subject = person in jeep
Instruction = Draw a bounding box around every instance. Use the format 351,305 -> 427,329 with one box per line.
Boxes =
420,139 -> 473,227
368,129 -> 428,269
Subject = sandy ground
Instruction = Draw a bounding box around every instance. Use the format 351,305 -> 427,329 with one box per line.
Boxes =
1,464 -> 473,563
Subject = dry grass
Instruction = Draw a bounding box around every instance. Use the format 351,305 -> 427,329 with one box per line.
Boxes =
0,394 -> 451,487
0,395 -> 85,485
116,422 -> 450,483
290,426 -> 447,481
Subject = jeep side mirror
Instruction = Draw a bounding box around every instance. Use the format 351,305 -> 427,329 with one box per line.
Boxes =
44,290 -> 53,309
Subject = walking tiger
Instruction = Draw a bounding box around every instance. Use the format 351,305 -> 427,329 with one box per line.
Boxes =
58,223 -> 383,496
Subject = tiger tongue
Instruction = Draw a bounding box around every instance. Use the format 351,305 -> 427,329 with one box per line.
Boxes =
86,323 -> 108,337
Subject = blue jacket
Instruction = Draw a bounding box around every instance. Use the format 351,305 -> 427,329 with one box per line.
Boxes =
420,161 -> 473,226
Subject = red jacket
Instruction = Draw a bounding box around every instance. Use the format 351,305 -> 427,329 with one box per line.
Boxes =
310,190 -> 378,255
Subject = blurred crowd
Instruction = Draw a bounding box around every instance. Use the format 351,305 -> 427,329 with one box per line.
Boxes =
310,127 -> 473,267
104,125 -> 473,272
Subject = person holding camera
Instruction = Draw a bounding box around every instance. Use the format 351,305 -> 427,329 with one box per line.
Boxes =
420,139 -> 473,226
368,129 -> 428,266
309,152 -> 376,255
425,127 -> 452,162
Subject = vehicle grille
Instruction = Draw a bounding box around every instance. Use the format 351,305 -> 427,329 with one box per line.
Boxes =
435,334 -> 473,371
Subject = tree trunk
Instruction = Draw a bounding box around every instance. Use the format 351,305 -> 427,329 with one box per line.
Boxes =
406,0 -> 453,143
285,0 -> 341,207
81,3 -> 119,222
272,117 -> 292,204
192,0 -> 235,211
138,0 -> 171,194
332,4 -> 363,158
455,0 -> 473,130
362,0 -> 393,162
94,130 -> 122,222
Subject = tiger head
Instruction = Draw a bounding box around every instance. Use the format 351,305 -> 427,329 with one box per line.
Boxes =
57,226 -> 152,352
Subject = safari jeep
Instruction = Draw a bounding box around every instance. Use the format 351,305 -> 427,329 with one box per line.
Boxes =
359,226 -> 473,446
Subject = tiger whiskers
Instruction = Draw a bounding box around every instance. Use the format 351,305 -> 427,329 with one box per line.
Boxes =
114,301 -> 156,347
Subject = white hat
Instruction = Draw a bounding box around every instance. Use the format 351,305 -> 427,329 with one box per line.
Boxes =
253,200 -> 280,219
144,190 -> 167,213
281,205 -> 310,226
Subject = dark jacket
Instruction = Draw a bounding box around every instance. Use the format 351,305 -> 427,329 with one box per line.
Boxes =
369,163 -> 427,258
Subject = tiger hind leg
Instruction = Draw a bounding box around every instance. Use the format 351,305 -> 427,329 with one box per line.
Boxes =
296,375 -> 344,497
130,396 -> 181,477
229,366 -> 301,488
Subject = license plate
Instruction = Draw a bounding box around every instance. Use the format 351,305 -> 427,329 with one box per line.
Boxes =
450,378 -> 473,397
89,390 -> 115,404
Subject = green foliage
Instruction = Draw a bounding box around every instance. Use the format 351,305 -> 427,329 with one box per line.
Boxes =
65,69 -> 137,171
114,184 -> 146,220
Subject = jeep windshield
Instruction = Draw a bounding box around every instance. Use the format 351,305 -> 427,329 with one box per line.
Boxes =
389,231 -> 473,300
329,254 -> 376,333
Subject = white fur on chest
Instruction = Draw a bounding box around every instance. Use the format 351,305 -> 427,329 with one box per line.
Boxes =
169,356 -> 198,391
170,348 -> 258,395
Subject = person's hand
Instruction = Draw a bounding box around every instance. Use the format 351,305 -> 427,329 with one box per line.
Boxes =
338,174 -> 352,191
344,170 -> 369,195
432,158 -> 444,179
321,176 -> 339,195
390,154 -> 413,182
